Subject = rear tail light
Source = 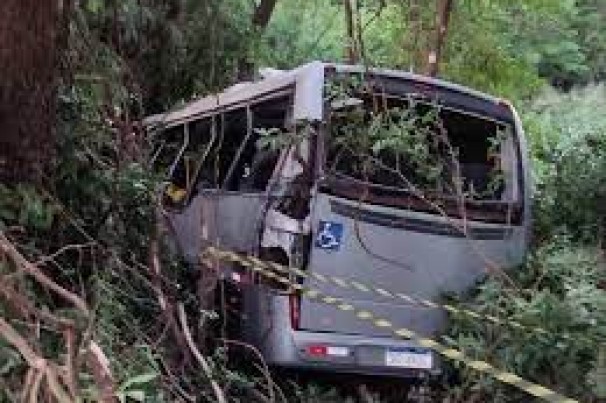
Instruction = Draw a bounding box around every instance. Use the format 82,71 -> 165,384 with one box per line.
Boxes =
306,345 -> 350,358
289,294 -> 300,329
307,345 -> 328,356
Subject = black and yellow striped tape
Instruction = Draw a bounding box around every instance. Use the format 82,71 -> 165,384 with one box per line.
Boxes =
200,250 -> 580,403
203,247 -> 598,344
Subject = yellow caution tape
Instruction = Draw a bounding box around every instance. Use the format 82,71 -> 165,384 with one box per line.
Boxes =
200,250 -> 580,403
203,247 -> 595,344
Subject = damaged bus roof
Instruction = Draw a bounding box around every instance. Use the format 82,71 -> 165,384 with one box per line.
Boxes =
144,61 -> 508,130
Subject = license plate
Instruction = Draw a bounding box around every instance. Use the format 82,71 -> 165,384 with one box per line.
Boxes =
385,348 -> 433,369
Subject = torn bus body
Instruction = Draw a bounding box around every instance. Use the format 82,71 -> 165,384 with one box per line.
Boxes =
145,62 -> 531,378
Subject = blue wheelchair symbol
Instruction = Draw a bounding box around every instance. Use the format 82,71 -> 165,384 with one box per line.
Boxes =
315,221 -> 343,251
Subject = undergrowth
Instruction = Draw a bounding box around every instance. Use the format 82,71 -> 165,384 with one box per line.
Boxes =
443,85 -> 606,402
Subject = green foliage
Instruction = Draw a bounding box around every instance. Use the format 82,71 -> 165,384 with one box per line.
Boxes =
256,0 -> 345,68
443,85 -> 606,402
326,78 -> 507,199
262,0 -> 547,99
532,0 -> 606,86
75,0 -> 254,113
1,13 -> 172,397
442,1 -> 545,100
444,237 -> 606,402
329,101 -> 450,190
3,0 -> 606,400
524,84 -> 606,241
0,185 -> 55,231
255,125 -> 314,152
261,0 -> 606,101
326,77 -> 451,191
291,383 -> 356,403
443,0 -> 606,92
575,0 -> 606,82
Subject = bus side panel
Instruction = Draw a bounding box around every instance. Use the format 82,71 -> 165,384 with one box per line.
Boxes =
166,191 -> 266,262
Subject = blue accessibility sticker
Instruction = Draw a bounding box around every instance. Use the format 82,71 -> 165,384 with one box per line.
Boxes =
315,221 -> 343,251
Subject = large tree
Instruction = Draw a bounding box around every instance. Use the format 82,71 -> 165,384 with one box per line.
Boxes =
0,0 -> 62,184
425,0 -> 454,76
238,0 -> 280,79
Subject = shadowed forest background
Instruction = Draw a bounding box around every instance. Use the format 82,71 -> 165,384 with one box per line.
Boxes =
0,0 -> 605,402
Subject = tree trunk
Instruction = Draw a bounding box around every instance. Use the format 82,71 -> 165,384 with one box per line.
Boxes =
406,0 -> 422,71
0,0 -> 60,184
238,0 -> 279,80
252,0 -> 279,28
343,0 -> 359,64
425,0 -> 454,77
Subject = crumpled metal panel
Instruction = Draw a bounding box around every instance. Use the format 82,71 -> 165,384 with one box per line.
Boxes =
145,61 -> 325,129
166,191 -> 266,262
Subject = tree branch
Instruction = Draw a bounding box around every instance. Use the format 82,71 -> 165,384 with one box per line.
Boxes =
252,0 -> 279,28
177,303 -> 227,403
0,232 -> 90,315
87,341 -> 118,403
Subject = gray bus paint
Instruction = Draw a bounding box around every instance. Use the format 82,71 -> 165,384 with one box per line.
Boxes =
149,62 -> 531,378
145,61 -> 325,130
298,193 -> 526,338
241,288 -> 441,377
165,191 -> 267,262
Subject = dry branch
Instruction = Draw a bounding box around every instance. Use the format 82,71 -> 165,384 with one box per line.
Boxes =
28,368 -> 45,403
177,302 -> 227,403
0,231 -> 123,402
0,232 -> 90,315
87,341 -> 118,403
220,338 -> 279,403
0,317 -> 41,367
0,317 -> 73,402
63,326 -> 79,399
0,280 -> 74,329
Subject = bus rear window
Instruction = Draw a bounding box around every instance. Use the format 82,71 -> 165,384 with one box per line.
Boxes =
325,94 -> 521,221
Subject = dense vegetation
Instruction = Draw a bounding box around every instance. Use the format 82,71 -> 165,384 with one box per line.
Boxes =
1,0 -> 605,402
443,84 -> 606,402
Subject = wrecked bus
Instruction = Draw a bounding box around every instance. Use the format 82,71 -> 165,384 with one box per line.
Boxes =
145,62 -> 531,378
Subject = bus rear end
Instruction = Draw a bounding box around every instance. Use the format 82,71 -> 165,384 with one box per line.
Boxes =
245,66 -> 530,378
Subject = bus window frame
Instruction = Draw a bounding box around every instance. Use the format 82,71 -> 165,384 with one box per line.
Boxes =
154,88 -> 298,209
321,92 -> 525,225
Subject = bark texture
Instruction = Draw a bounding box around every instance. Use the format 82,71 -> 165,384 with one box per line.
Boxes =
344,0 -> 359,63
238,0 -> 280,80
252,0 -> 279,28
0,0 -> 60,183
425,0 -> 454,77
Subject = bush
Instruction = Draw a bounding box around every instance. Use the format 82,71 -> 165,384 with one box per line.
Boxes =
443,85 -> 606,402
444,237 -> 606,402
523,84 -> 606,242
